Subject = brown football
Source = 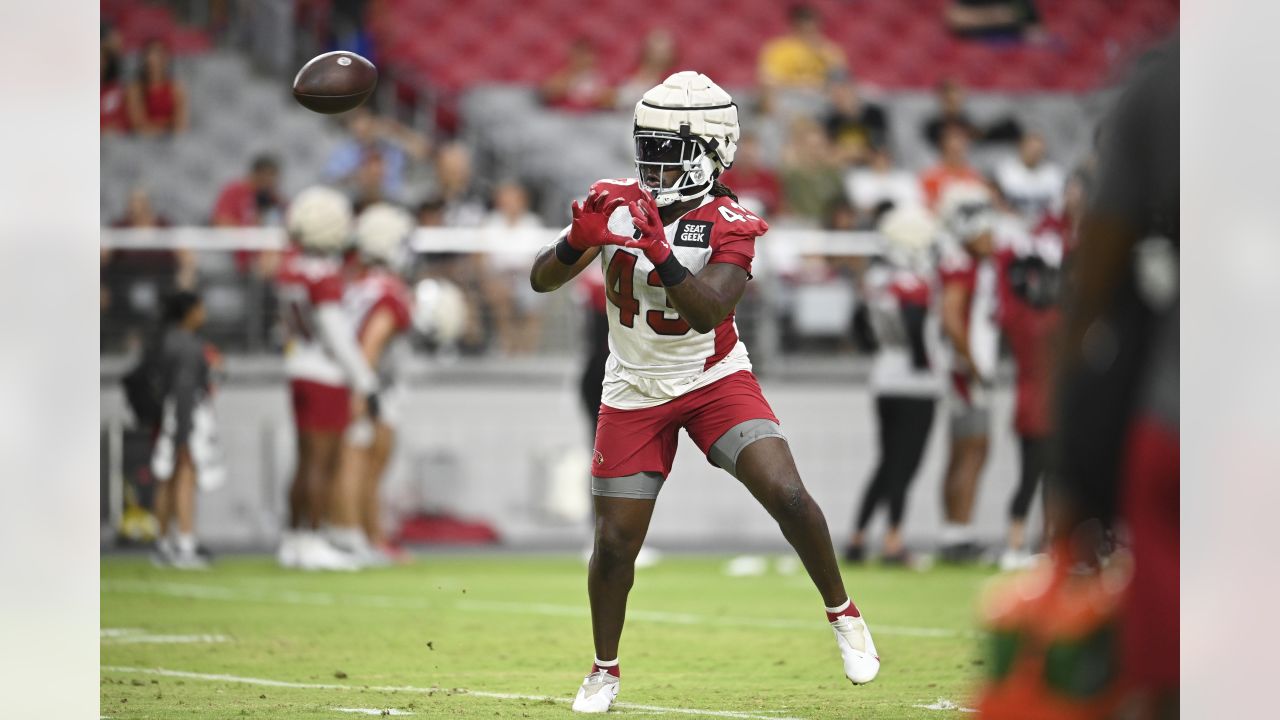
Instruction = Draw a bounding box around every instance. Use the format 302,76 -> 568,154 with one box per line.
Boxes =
292,51 -> 377,114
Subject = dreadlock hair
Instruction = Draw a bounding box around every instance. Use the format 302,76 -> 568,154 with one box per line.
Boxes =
709,179 -> 738,202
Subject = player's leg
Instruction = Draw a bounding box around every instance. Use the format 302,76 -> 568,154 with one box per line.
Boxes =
360,422 -> 395,547
326,422 -> 374,561
574,403 -> 674,712
1002,434 -> 1046,570
587,494 -> 658,662
152,475 -> 174,565
941,395 -> 989,561
730,436 -> 880,684
847,397 -> 894,560
169,449 -> 205,569
883,397 -> 935,562
688,372 -> 878,684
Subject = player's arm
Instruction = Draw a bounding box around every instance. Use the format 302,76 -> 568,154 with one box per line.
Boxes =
360,306 -> 399,367
529,227 -> 600,293
663,263 -> 748,334
314,300 -> 379,409
941,281 -> 980,379
530,189 -> 626,293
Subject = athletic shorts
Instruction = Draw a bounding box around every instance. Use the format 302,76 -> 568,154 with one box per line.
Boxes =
289,379 -> 350,434
592,370 -> 781,483
948,371 -> 991,438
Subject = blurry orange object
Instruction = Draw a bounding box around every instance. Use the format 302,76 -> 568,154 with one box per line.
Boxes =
976,547 -> 1132,719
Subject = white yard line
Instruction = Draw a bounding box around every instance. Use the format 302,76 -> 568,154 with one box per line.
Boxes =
101,666 -> 804,720
333,709 -> 415,716
104,580 -> 973,639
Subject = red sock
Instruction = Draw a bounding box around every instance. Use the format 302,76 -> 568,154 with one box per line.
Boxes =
825,598 -> 861,623
592,659 -> 620,678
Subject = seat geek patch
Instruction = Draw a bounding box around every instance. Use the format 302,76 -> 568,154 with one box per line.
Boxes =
674,220 -> 713,248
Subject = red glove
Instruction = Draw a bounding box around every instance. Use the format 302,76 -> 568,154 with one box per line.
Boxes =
622,195 -> 672,265
567,189 -> 628,251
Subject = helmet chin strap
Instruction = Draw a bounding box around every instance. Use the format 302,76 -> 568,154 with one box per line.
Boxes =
648,155 -> 716,207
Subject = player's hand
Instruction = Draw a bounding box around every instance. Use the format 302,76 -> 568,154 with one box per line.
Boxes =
567,189 -> 629,251
350,392 -> 368,421
623,194 -> 672,265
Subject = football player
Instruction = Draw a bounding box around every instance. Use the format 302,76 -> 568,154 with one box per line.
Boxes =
328,203 -> 417,565
529,71 -> 879,713
275,186 -> 380,571
935,182 -> 1003,563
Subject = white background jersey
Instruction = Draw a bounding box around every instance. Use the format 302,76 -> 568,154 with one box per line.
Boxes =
582,179 -> 767,410
863,263 -> 943,397
275,249 -> 348,387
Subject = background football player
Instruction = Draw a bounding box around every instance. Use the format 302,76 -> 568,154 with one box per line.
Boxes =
328,203 -> 417,566
274,186 -> 380,571
529,71 -> 879,713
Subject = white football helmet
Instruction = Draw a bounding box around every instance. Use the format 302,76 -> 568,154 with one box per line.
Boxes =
877,204 -> 938,274
354,203 -> 414,271
938,182 -> 995,242
412,278 -> 468,345
633,71 -> 739,207
286,186 -> 352,253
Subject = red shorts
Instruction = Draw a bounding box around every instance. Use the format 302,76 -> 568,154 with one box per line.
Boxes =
592,370 -> 779,479
289,379 -> 350,434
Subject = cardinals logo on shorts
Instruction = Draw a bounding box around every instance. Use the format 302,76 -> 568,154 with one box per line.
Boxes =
594,450 -> 605,465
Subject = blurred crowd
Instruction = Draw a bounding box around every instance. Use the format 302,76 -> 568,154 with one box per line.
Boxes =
101,4 -> 1078,360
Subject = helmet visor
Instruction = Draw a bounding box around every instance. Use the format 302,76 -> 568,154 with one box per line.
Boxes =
634,131 -> 705,198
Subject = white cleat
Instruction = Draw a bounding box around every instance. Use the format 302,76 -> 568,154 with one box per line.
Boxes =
294,532 -> 360,572
277,531 -> 300,569
832,614 -> 880,685
571,670 -> 620,713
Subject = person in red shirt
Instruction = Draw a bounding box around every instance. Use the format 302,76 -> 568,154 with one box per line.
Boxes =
101,27 -> 128,133
920,122 -> 985,209
212,155 -> 286,274
327,204 -> 417,565
995,210 -> 1069,570
126,39 -> 188,135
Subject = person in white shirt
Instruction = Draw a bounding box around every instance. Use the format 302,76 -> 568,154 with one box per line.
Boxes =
844,145 -> 924,218
994,132 -> 1064,228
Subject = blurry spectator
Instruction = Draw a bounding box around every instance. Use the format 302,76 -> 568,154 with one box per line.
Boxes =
324,108 -> 428,203
212,154 -> 286,277
482,181 -> 545,355
779,117 -> 844,223
101,25 -> 128,134
126,39 -> 188,135
922,78 -> 1022,149
945,0 -> 1044,42
213,154 -> 285,227
416,196 -> 446,228
616,30 -> 678,108
844,145 -> 924,218
994,131 -> 1064,227
432,143 -> 487,227
149,291 -> 221,569
541,38 -> 615,112
350,151 -> 387,213
103,188 -> 194,351
823,81 -> 887,167
920,123 -> 985,208
758,5 -> 848,90
720,134 -> 783,217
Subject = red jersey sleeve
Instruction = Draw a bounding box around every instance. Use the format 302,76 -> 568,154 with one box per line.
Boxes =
708,198 -> 769,275
308,272 -> 345,305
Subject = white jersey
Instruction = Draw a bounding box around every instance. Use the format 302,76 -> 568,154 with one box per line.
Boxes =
582,179 -> 768,410
863,263 -> 943,398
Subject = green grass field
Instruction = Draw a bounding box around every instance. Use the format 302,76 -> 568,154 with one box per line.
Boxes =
101,554 -> 994,719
